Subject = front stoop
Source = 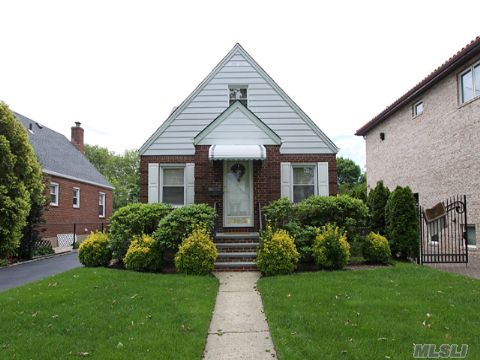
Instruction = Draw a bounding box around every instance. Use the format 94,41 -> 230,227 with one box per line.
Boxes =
214,232 -> 259,271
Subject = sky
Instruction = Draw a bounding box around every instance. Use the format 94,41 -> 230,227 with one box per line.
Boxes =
1,0 -> 479,168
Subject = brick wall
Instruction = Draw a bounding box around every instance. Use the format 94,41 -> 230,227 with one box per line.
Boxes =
141,146 -> 337,231
42,174 -> 113,237
364,53 -> 480,244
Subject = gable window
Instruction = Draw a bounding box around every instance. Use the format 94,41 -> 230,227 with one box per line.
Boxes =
413,100 -> 424,117
50,183 -> 59,206
99,192 -> 105,218
292,165 -> 316,203
229,86 -> 248,107
73,187 -> 80,208
459,62 -> 480,104
161,166 -> 185,206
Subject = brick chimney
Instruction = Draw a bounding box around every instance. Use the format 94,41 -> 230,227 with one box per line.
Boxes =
71,122 -> 84,153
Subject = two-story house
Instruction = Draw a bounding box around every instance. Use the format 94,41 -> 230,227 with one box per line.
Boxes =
356,36 -> 480,248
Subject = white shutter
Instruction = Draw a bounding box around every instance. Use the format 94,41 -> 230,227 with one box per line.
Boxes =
148,163 -> 159,203
317,162 -> 329,196
185,163 -> 195,204
280,162 -> 292,200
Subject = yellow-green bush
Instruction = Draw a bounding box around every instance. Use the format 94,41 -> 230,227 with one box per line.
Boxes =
175,228 -> 218,275
312,224 -> 350,270
362,232 -> 391,264
124,234 -> 162,272
257,227 -> 299,276
78,232 -> 111,267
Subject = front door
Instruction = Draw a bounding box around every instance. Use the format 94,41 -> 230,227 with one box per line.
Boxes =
224,161 -> 253,227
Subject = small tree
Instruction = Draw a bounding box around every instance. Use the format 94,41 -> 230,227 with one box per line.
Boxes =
385,186 -> 419,260
337,157 -> 361,185
0,103 -> 45,260
367,181 -> 390,235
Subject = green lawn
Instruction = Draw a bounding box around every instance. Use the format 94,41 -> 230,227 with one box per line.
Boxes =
0,268 -> 218,359
258,263 -> 480,360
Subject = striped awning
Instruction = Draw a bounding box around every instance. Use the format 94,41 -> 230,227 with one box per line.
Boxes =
208,145 -> 267,160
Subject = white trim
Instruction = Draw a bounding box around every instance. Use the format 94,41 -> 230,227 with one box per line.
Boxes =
139,43 -> 338,155
42,169 -> 114,190
98,192 -> 106,218
223,160 -> 254,227
73,187 -> 80,208
160,164 -> 186,207
50,182 -> 59,207
194,101 -> 281,145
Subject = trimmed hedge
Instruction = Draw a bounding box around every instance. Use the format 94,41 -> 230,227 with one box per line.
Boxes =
153,204 -> 215,251
367,181 -> 390,235
109,203 -> 172,260
283,221 -> 318,264
263,197 -> 295,230
175,228 -> 218,275
124,234 -> 162,272
362,232 -> 391,264
79,232 -> 112,267
257,227 -> 299,276
385,186 -> 419,260
312,224 -> 350,270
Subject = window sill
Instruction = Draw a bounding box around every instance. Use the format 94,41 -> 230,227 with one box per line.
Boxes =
99,216 -> 105,219
458,95 -> 480,109
50,203 -> 58,207
412,112 -> 423,120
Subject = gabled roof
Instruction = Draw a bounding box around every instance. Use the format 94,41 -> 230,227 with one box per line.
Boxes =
15,112 -> 113,189
194,101 -> 281,145
139,43 -> 338,154
356,36 -> 480,136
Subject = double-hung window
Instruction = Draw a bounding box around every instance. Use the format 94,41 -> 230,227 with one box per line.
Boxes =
292,165 -> 316,203
50,183 -> 59,206
161,167 -> 185,206
459,62 -> 480,104
229,86 -> 248,107
73,187 -> 80,208
98,192 -> 105,218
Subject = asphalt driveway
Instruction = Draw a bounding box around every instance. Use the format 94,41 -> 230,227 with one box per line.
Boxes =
0,252 -> 81,291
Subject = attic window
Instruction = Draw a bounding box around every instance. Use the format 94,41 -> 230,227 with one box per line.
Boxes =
413,100 -> 424,117
459,62 -> 480,104
229,86 -> 248,107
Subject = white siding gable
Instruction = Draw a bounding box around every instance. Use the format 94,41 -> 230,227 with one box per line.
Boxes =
140,44 -> 338,156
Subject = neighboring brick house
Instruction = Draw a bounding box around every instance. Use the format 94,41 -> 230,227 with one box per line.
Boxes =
16,112 -> 113,245
356,36 -> 480,248
139,43 -> 338,236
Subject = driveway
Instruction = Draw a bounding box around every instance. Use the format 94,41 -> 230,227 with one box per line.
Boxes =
0,252 -> 81,291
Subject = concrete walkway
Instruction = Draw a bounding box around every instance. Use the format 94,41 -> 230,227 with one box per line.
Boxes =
0,252 -> 80,291
203,272 -> 276,359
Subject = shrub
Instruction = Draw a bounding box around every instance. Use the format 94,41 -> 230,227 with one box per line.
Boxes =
154,204 -> 216,251
312,224 -> 350,270
385,186 -> 419,260
296,195 -> 369,242
263,197 -> 296,230
79,232 -> 112,267
124,234 -> 162,272
367,181 -> 390,235
33,243 -> 54,256
109,203 -> 172,259
257,227 -> 299,276
175,228 -> 217,275
283,221 -> 318,264
362,232 -> 391,264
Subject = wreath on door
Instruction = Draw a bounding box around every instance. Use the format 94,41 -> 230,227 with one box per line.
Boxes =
230,163 -> 246,182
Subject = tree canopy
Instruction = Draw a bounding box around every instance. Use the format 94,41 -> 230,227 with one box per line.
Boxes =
336,157 -> 366,202
0,102 -> 45,260
84,144 -> 140,210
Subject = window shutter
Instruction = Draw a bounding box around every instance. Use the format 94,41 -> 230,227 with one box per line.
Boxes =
185,163 -> 195,204
317,162 -> 329,196
280,162 -> 292,200
148,163 -> 159,203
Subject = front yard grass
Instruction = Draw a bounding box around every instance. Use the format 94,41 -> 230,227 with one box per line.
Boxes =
257,262 -> 480,359
0,268 -> 218,359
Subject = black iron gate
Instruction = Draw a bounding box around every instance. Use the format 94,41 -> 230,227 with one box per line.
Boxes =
419,195 -> 468,264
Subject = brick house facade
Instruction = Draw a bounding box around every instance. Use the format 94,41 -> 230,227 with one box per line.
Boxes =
356,36 -> 480,247
139,44 -> 338,233
16,112 -> 113,244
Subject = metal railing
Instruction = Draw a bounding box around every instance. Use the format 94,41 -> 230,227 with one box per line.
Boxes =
258,202 -> 263,232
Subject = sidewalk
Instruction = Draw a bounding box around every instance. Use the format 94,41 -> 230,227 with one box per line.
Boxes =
203,272 -> 276,359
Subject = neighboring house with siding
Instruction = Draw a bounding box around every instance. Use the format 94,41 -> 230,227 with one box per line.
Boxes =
16,112 -> 113,245
356,36 -> 480,248
139,43 -> 338,269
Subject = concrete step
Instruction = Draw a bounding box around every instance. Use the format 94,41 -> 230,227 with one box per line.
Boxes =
215,232 -> 259,243
216,252 -> 257,263
215,242 -> 259,252
214,261 -> 257,271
